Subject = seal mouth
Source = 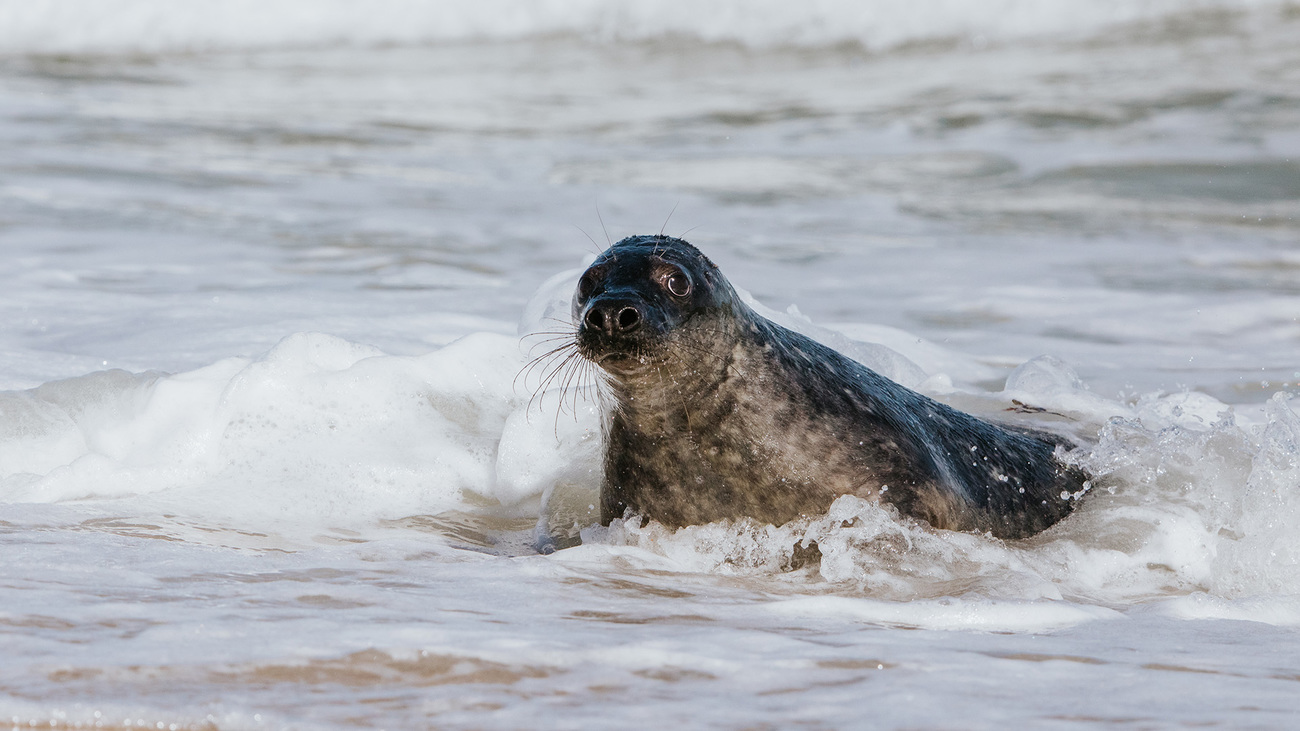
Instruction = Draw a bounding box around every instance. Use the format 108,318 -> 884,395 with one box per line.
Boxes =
576,334 -> 662,377
587,348 -> 651,375
576,311 -> 659,366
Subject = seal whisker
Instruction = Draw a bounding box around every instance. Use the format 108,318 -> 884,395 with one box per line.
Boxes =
521,338 -> 581,400
561,353 -> 599,416
540,316 -> 579,329
557,351 -> 588,405
522,322 -> 578,338
527,349 -> 584,421
520,320 -> 578,342
573,224 -> 603,255
538,348 -> 581,392
517,341 -> 579,388
554,351 -> 608,435
595,203 -> 611,246
522,332 -> 578,347
659,202 -> 680,237
549,351 -> 589,435
522,334 -> 581,353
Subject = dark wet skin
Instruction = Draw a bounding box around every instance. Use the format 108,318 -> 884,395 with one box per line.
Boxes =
574,235 -> 1088,539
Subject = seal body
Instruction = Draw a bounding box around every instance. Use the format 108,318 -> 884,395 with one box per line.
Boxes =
573,235 -> 1086,539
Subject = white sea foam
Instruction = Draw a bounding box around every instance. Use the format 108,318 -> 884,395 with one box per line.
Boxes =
0,331 -> 531,533
0,0 -> 1292,54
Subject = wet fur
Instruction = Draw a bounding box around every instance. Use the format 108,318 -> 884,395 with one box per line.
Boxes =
572,235 -> 1087,539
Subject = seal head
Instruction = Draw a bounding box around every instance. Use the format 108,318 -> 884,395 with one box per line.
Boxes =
574,235 -> 1086,539
574,236 -> 731,377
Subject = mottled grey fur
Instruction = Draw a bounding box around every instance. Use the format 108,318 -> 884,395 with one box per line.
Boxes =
573,235 -> 1087,539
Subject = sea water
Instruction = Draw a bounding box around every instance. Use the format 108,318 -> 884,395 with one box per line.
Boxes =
1,1 -> 1299,728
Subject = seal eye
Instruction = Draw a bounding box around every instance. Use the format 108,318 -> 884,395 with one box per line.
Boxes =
577,273 -> 597,300
664,271 -> 692,298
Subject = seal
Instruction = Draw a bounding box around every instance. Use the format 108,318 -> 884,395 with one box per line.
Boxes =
571,235 -> 1088,539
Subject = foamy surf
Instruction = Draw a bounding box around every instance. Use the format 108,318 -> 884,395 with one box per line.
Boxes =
0,331 -> 529,534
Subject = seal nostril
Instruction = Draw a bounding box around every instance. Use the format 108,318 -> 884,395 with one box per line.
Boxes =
617,306 -> 640,331
585,308 -> 607,331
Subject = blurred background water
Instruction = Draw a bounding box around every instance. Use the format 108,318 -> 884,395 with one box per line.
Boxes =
1,2 -> 1299,728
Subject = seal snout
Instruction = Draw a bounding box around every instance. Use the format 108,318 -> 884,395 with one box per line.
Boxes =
583,298 -> 643,336
577,292 -> 660,374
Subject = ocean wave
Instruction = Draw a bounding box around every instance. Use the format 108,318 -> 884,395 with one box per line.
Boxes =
1,0 -> 1293,55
